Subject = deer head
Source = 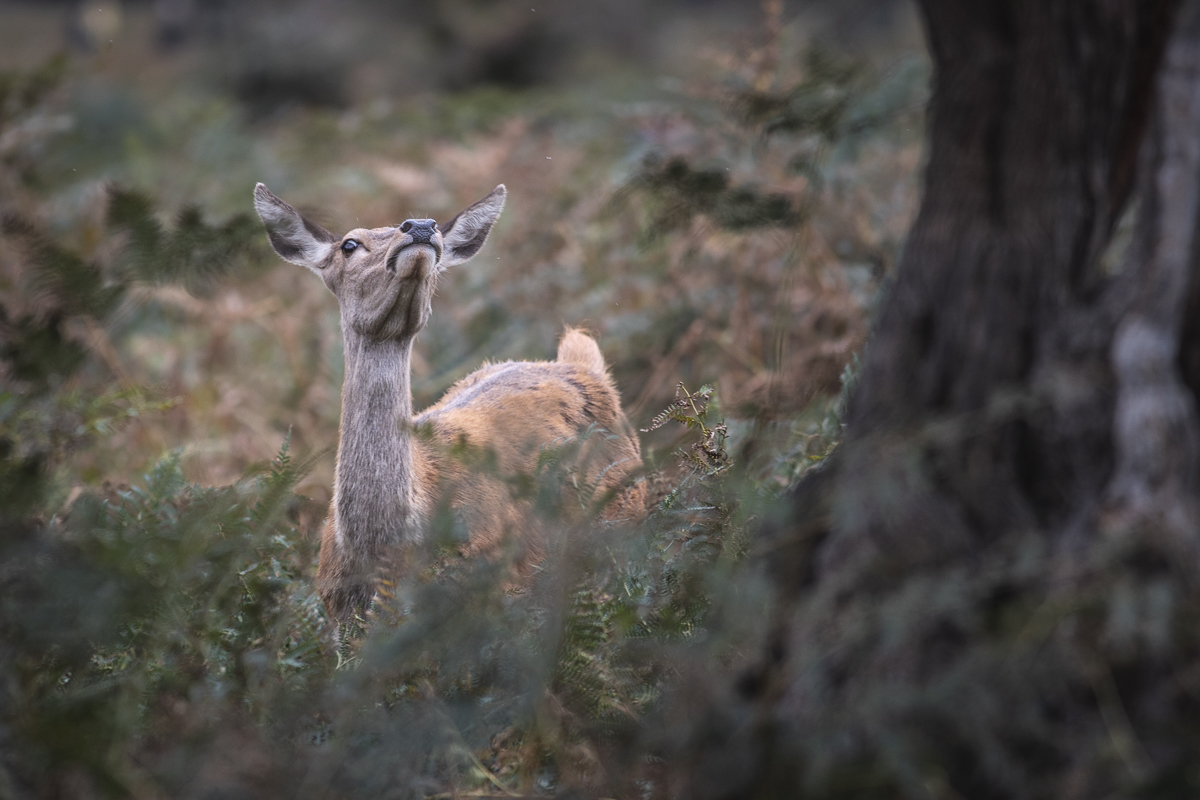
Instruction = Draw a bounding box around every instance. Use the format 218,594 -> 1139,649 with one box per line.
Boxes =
254,183 -> 506,341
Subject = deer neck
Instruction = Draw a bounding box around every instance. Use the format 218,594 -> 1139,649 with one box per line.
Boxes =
333,328 -> 423,559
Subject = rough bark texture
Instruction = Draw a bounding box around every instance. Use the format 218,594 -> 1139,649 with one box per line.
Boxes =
673,1 -> 1200,797
831,0 -> 1180,569
1107,1 -> 1200,536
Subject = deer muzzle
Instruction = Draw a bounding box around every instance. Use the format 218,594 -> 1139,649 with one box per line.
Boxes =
385,235 -> 444,276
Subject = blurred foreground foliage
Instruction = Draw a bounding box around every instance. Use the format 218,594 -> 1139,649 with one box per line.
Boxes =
0,10 -> 910,798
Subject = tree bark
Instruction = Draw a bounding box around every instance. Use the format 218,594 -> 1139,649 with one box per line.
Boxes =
671,1 -> 1200,797
1107,1 -> 1200,537
831,0 -> 1180,569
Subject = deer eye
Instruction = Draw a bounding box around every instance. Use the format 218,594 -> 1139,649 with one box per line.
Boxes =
341,239 -> 360,255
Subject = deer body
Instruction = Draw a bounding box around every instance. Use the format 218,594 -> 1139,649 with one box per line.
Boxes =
254,183 -> 642,622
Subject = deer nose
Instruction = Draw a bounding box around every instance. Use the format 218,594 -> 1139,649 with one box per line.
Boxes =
400,219 -> 437,244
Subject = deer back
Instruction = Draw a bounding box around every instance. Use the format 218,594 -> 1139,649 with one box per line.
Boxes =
417,355 -> 644,555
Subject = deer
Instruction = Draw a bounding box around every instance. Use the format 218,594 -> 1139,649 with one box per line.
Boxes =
253,183 -> 644,623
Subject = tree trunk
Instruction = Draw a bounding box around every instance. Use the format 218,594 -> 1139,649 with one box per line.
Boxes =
1107,1 -> 1200,539
831,0 -> 1180,569
672,1 -> 1200,797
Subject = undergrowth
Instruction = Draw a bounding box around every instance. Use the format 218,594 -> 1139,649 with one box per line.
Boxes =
0,9 -> 897,796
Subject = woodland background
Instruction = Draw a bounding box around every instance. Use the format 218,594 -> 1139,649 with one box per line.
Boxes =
0,0 -> 1071,797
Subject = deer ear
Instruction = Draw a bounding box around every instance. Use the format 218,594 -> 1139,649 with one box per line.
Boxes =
439,184 -> 506,268
254,183 -> 337,273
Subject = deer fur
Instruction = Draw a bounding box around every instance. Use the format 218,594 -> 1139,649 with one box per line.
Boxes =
254,183 -> 644,622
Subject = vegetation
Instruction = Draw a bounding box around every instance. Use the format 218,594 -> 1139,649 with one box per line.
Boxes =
18,1 -> 1200,798
0,2 -> 928,798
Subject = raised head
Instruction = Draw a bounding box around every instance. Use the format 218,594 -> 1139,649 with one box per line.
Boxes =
254,183 -> 506,341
